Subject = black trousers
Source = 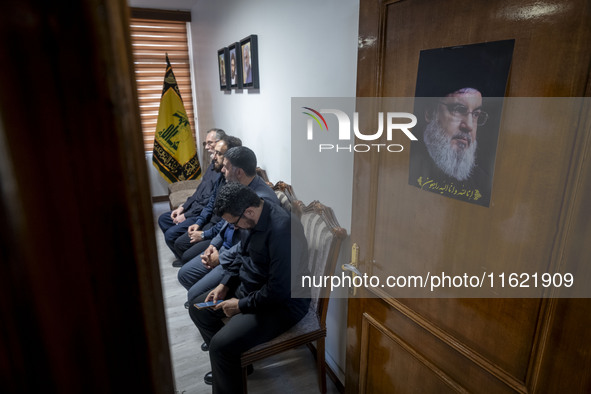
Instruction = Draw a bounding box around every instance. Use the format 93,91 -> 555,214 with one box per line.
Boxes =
173,222 -> 214,263
189,292 -> 299,394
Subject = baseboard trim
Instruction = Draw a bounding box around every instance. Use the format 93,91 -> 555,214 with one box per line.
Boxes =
326,363 -> 345,393
152,195 -> 169,204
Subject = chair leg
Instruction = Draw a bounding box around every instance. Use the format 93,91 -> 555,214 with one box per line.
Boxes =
316,338 -> 327,393
242,365 -> 248,394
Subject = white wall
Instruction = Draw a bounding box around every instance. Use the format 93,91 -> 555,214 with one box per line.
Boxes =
190,0 -> 357,202
189,0 -> 358,382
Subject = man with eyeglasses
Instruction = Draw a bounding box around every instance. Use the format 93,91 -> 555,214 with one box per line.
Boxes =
409,86 -> 493,205
172,136 -> 242,264
158,128 -> 226,265
409,41 -> 515,207
178,146 -> 280,303
424,87 -> 487,182
189,183 -> 310,392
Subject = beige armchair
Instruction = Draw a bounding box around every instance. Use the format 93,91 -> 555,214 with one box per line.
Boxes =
167,179 -> 201,210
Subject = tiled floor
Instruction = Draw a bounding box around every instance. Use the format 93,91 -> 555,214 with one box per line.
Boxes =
153,202 -> 341,394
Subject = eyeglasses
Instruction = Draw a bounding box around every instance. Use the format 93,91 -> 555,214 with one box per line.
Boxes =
438,102 -> 489,126
204,139 -> 219,147
230,209 -> 245,226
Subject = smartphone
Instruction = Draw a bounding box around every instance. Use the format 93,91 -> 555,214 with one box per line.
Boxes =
193,300 -> 224,309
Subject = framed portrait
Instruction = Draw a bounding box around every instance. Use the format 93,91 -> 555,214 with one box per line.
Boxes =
228,42 -> 242,89
217,47 -> 230,90
408,39 -> 515,207
239,35 -> 259,89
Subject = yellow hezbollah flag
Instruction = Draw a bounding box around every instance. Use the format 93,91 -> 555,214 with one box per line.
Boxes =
152,55 -> 201,183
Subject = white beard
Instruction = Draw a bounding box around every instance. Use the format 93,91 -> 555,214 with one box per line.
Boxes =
423,119 -> 477,181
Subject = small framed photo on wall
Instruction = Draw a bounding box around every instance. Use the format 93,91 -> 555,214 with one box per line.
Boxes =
217,47 -> 230,90
240,35 -> 259,89
228,42 -> 242,89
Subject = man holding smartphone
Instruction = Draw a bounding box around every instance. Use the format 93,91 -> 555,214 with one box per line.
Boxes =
188,183 -> 309,393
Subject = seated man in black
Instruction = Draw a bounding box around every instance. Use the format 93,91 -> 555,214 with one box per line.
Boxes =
157,128 -> 225,263
172,135 -> 242,263
189,183 -> 309,393
178,146 -> 281,303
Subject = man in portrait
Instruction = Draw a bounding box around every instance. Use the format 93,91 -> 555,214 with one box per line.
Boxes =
230,50 -> 237,86
242,43 -> 252,84
219,54 -> 226,86
408,40 -> 514,207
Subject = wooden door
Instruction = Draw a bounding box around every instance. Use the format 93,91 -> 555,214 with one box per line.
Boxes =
346,0 -> 591,393
0,1 -> 174,392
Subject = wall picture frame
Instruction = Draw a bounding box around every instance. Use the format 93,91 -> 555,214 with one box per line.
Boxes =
240,35 -> 259,89
217,47 -> 230,90
228,42 -> 242,89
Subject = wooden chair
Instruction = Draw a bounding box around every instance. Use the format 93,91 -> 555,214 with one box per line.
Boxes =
272,181 -> 298,212
256,167 -> 273,187
240,200 -> 347,393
